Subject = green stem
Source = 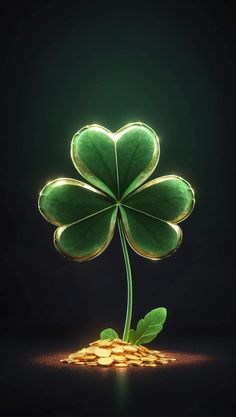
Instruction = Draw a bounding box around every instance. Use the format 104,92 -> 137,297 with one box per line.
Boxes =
118,216 -> 133,342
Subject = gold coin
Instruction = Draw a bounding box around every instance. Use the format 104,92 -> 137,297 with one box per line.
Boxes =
94,348 -> 111,358
98,339 -> 113,347
60,359 -> 68,363
113,339 -> 129,345
142,357 -> 156,362
68,350 -> 86,359
86,362 -> 97,366
127,360 -> 142,366
125,354 -> 139,360
111,347 -> 124,354
138,345 -> 149,352
82,355 -> 96,361
124,346 -> 138,352
111,354 -> 126,362
137,347 -> 144,352
85,347 -> 96,354
68,354 -> 80,360
97,357 -> 114,366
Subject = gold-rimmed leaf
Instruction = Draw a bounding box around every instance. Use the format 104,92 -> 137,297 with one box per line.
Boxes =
120,206 -> 182,260
54,206 -> 118,261
116,122 -> 160,199
38,178 -> 113,226
70,123 -> 159,200
71,125 -> 117,199
123,175 -> 195,223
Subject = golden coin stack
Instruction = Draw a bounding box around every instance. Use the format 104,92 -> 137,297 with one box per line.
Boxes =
60,338 -> 176,367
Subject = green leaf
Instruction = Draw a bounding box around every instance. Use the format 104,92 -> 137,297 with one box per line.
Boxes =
71,123 -> 159,201
116,123 -> 159,199
128,308 -> 167,345
136,324 -> 163,344
38,178 -> 113,226
144,307 -> 167,326
128,329 -> 137,345
123,175 -> 195,223
71,125 -> 117,199
120,206 -> 182,260
100,328 -> 119,340
54,206 -> 117,261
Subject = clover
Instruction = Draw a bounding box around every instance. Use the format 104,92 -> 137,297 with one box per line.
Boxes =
38,122 -> 195,346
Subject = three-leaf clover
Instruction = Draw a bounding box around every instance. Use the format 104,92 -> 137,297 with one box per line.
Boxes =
38,122 -> 195,344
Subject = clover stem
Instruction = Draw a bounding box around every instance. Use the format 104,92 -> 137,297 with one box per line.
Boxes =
118,216 -> 133,342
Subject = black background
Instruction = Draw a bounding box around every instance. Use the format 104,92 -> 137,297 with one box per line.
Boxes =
1,1 -> 235,416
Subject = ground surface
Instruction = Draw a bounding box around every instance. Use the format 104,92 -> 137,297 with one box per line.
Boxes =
0,334 -> 235,416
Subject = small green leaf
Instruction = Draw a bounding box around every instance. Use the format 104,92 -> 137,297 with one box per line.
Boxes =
129,307 -> 167,345
100,328 -> 119,340
144,307 -> 167,326
128,329 -> 137,345
136,324 -> 163,344
136,318 -> 145,335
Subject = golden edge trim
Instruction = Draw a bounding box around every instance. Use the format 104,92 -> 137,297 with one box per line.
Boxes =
116,122 -> 160,200
53,206 -> 118,262
119,206 -> 183,261
123,175 -> 196,224
70,122 -> 160,202
70,125 -> 117,200
38,177 -> 114,226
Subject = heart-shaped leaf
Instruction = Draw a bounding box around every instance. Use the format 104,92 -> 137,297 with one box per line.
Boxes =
38,178 -> 113,226
120,206 -> 182,260
71,123 -> 159,200
100,328 -> 119,340
128,307 -> 167,345
54,206 -> 117,261
123,175 -> 195,223
116,123 -> 159,199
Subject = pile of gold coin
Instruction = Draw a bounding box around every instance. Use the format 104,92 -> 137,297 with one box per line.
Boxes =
60,338 -> 176,367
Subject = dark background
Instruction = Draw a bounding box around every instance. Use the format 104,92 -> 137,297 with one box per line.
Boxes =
0,1 -> 235,416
